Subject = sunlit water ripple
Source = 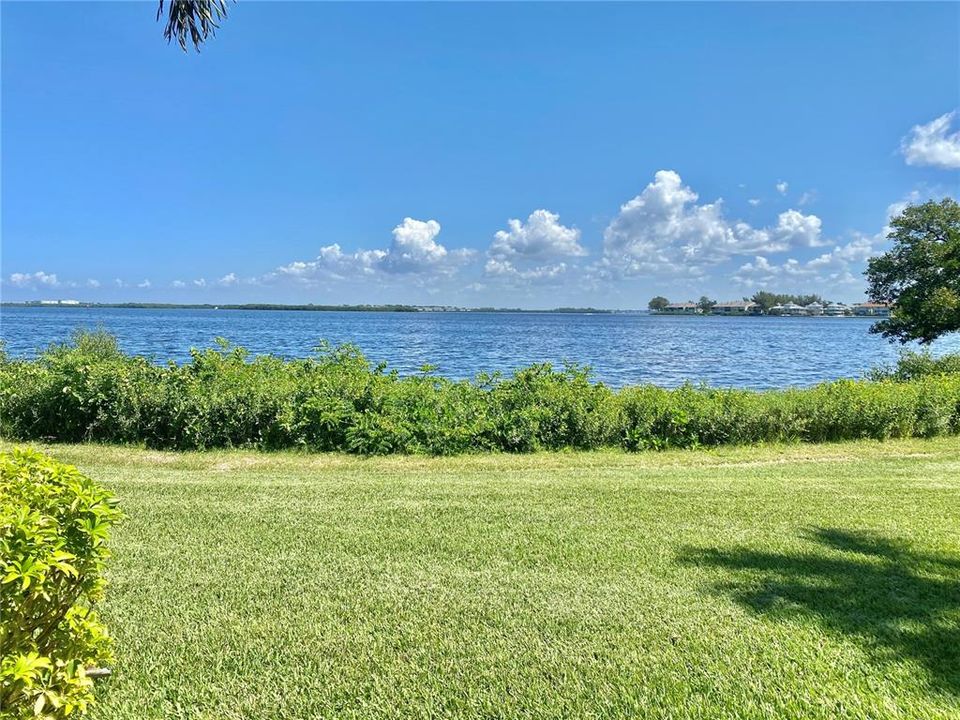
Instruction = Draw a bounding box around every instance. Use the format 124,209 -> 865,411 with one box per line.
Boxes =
2,306 -> 958,390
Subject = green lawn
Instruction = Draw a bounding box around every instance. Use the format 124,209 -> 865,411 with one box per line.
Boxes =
10,439 -> 960,719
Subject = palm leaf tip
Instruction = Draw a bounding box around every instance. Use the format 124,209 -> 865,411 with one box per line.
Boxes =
157,0 -> 230,52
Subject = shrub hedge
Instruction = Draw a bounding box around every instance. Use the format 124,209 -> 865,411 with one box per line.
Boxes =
0,448 -> 121,718
1,332 -> 959,454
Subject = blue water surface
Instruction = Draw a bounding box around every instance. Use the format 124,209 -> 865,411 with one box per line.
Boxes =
1,306 -> 958,390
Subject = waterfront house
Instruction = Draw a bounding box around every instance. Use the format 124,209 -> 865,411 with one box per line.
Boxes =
712,300 -> 760,315
805,301 -> 824,316
768,303 -> 808,316
853,302 -> 891,317
824,302 -> 848,316
779,302 -> 807,316
662,302 -> 701,314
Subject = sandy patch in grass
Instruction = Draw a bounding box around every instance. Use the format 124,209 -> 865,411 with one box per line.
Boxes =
138,451 -> 182,465
212,456 -> 273,472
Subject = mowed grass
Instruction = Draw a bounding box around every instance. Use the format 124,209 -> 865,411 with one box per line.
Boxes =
7,439 -> 960,719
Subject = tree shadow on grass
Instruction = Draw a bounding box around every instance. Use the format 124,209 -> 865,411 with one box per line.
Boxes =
680,528 -> 960,695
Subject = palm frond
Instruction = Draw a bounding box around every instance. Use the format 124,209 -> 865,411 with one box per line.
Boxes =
157,0 -> 230,52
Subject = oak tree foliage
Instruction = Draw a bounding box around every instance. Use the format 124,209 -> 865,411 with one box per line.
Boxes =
866,198 -> 960,344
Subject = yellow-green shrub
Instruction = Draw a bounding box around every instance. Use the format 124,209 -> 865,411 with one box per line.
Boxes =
0,449 -> 121,718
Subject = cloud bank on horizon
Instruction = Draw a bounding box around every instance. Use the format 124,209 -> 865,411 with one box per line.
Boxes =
5,110 -> 958,307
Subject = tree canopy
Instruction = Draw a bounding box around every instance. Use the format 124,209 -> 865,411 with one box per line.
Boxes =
697,296 -> 716,313
866,198 -> 960,344
648,296 -> 670,311
157,0 -> 229,51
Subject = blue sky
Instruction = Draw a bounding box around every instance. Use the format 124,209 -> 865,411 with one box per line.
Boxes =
2,1 -> 958,307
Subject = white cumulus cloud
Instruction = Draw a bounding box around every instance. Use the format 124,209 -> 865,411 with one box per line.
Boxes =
8,271 -> 59,288
901,111 -> 960,169
732,255 -> 780,285
776,180 -> 789,195
380,218 -> 450,273
485,209 -> 584,283
266,217 -> 474,286
770,209 -> 825,249
484,258 -> 569,281
598,170 -> 825,277
271,244 -> 386,283
489,210 -> 585,260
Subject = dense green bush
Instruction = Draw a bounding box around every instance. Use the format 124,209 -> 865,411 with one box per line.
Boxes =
867,351 -> 960,382
0,448 -> 122,718
1,331 -> 959,455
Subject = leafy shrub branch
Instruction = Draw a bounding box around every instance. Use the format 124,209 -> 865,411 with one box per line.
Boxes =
0,449 -> 122,718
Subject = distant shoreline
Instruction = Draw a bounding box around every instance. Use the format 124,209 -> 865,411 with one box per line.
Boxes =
0,302 -> 619,314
